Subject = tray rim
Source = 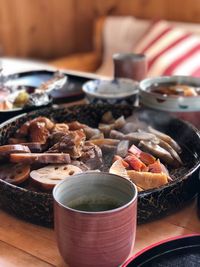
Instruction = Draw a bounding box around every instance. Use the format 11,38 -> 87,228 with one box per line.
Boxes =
122,233 -> 200,266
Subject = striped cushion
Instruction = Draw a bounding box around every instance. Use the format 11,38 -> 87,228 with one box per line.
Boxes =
134,20 -> 200,77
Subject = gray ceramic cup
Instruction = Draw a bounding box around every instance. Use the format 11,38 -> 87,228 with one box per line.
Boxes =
53,172 -> 138,267
113,53 -> 147,81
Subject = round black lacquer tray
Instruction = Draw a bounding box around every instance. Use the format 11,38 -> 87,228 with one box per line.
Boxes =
0,104 -> 199,226
123,234 -> 200,267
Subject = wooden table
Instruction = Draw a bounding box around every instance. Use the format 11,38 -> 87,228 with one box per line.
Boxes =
0,197 -> 199,267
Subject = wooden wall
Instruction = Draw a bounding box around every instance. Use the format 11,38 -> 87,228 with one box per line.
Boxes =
0,0 -> 200,59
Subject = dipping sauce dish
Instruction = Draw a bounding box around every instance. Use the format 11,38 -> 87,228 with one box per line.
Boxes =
82,78 -> 139,105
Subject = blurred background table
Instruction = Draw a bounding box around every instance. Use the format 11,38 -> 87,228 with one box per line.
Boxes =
0,197 -> 199,267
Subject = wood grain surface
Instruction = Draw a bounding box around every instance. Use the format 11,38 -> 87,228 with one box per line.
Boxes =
0,198 -> 199,267
0,0 -> 200,59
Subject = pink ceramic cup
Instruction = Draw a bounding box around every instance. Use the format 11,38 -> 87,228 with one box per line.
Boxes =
53,172 -> 137,267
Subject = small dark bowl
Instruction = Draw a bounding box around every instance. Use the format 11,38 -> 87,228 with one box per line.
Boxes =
0,104 -> 199,226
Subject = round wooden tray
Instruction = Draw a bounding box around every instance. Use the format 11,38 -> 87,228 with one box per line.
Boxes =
0,104 -> 199,226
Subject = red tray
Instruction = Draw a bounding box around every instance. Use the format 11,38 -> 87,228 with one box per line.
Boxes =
123,234 -> 200,267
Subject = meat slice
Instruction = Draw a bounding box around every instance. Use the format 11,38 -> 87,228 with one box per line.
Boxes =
48,130 -> 86,159
10,153 -> 71,164
52,123 -> 69,133
80,143 -> 103,169
48,131 -> 66,146
30,117 -> 55,130
15,121 -> 30,138
29,121 -> 49,143
15,117 -> 54,142
67,121 -> 87,130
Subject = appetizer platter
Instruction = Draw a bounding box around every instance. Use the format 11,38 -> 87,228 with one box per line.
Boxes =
0,104 -> 199,226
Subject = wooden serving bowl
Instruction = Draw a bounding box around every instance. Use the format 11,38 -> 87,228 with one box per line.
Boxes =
0,104 -> 199,226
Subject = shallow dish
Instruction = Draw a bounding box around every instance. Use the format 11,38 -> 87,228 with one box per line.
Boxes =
0,104 -> 199,226
4,69 -> 88,104
0,69 -> 93,123
82,78 -> 139,105
139,76 -> 200,128
0,70 -> 66,122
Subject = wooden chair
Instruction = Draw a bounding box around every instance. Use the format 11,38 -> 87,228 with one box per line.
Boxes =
49,17 -> 106,73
